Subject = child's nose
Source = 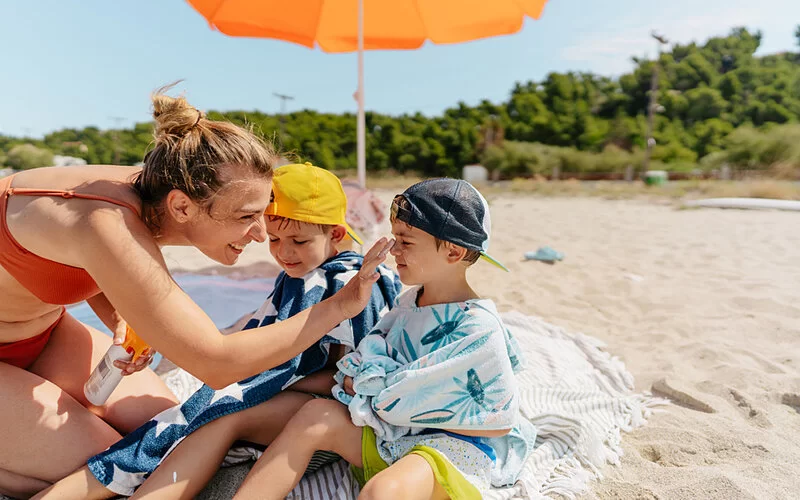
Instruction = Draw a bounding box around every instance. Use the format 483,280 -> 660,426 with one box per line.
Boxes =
278,244 -> 294,259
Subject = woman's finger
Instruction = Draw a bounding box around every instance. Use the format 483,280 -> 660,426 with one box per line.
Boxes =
360,238 -> 393,277
360,237 -> 388,264
112,324 -> 127,346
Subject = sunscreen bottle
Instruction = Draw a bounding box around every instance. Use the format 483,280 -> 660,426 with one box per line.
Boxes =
84,325 -> 149,406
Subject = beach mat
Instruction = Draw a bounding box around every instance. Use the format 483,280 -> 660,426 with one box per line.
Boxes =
191,311 -> 664,499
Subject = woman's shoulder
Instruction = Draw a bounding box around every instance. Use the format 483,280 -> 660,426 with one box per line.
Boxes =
12,164 -> 140,188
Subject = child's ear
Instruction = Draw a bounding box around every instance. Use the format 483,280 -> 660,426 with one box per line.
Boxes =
330,225 -> 347,243
445,242 -> 467,264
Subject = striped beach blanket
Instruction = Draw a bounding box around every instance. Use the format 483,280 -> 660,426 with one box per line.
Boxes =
187,310 -> 661,499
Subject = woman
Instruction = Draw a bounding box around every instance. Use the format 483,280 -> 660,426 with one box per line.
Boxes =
0,86 -> 392,498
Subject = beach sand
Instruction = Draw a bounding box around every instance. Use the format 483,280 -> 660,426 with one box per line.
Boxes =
10,194 -> 795,500
471,195 -> 800,500
172,193 -> 800,499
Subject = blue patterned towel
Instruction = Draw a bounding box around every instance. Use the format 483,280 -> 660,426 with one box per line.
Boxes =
332,287 -> 535,488
87,251 -> 402,496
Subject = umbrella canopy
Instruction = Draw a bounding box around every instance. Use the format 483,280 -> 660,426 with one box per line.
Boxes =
187,0 -> 549,185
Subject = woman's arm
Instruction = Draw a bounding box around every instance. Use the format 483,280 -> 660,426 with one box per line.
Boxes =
86,292 -> 156,374
86,292 -> 125,339
79,210 -> 391,389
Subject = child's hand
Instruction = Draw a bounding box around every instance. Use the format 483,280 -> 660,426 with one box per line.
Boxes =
334,237 -> 394,319
343,376 -> 355,396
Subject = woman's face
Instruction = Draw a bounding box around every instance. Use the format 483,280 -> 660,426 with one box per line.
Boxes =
184,176 -> 272,265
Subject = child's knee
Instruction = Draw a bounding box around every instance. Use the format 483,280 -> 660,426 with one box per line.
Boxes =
358,475 -> 404,500
287,399 -> 348,439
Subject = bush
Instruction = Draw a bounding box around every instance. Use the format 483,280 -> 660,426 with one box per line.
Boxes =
482,141 -> 644,177
6,144 -> 54,170
721,124 -> 800,172
482,142 -> 555,177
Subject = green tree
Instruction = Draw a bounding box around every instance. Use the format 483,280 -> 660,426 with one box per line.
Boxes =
3,26 -> 799,178
685,87 -> 728,121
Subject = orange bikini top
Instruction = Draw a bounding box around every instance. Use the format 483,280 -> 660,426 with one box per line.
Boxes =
0,174 -> 140,305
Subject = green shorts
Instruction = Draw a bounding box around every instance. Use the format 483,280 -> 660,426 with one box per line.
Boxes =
350,427 -> 482,500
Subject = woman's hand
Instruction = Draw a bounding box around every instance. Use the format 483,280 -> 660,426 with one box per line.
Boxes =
115,347 -> 155,375
334,237 -> 394,319
111,324 -> 156,375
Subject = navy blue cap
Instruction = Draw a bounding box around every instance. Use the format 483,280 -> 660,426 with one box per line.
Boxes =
392,178 -> 507,271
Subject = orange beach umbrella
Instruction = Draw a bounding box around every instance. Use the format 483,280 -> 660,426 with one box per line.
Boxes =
187,0 -> 549,186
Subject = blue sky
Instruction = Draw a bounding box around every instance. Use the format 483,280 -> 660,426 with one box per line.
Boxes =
2,0 -> 798,137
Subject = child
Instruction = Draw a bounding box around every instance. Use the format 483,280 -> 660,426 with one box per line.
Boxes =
232,178 -> 532,500
34,163 -> 402,500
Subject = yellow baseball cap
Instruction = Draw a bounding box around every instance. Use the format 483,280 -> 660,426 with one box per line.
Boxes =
266,162 -> 363,245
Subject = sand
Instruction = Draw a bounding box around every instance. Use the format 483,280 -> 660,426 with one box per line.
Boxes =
168,193 -> 800,499
472,195 -> 800,500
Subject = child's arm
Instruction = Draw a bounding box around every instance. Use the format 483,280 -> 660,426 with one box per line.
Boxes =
286,369 -> 337,395
444,427 -> 511,438
286,343 -> 348,395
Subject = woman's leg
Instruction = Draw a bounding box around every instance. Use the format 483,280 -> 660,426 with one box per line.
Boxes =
4,313 -> 178,499
29,313 -> 179,434
233,398 -> 363,500
0,362 -> 121,499
132,391 -> 313,500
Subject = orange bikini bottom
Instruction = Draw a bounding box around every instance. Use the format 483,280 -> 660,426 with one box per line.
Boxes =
0,308 -> 65,369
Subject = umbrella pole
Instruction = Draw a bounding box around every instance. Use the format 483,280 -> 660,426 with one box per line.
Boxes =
356,0 -> 366,188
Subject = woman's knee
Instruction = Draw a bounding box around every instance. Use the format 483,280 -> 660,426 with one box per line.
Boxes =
0,363 -> 121,484
96,368 -> 179,434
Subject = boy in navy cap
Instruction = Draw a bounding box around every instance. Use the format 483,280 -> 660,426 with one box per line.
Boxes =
233,179 -> 528,500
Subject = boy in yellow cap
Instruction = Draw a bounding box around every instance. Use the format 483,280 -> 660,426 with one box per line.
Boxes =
265,162 -> 363,277
70,163 -> 402,500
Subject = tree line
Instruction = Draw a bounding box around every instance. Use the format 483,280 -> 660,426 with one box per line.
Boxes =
2,27 -> 799,179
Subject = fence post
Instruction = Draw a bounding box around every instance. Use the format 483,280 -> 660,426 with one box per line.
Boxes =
624,164 -> 635,182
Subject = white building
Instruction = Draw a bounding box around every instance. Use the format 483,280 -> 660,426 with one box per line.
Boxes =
53,155 -> 88,167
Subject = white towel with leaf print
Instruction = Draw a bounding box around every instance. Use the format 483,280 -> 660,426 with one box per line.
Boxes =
332,286 -> 527,452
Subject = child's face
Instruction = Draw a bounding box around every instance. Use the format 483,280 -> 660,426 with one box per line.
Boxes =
267,218 -> 341,278
390,220 -> 452,286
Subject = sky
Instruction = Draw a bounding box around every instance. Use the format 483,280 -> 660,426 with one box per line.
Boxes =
1,0 -> 798,138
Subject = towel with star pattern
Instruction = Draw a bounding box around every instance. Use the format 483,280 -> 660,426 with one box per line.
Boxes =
332,287 -> 535,488
87,251 -> 402,496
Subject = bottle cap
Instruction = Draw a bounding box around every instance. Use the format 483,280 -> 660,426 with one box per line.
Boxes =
122,325 -> 149,361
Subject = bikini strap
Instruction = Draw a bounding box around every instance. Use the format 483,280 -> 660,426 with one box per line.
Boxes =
7,188 -> 141,217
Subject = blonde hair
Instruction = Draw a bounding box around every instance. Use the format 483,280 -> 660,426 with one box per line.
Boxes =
133,82 -> 279,231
